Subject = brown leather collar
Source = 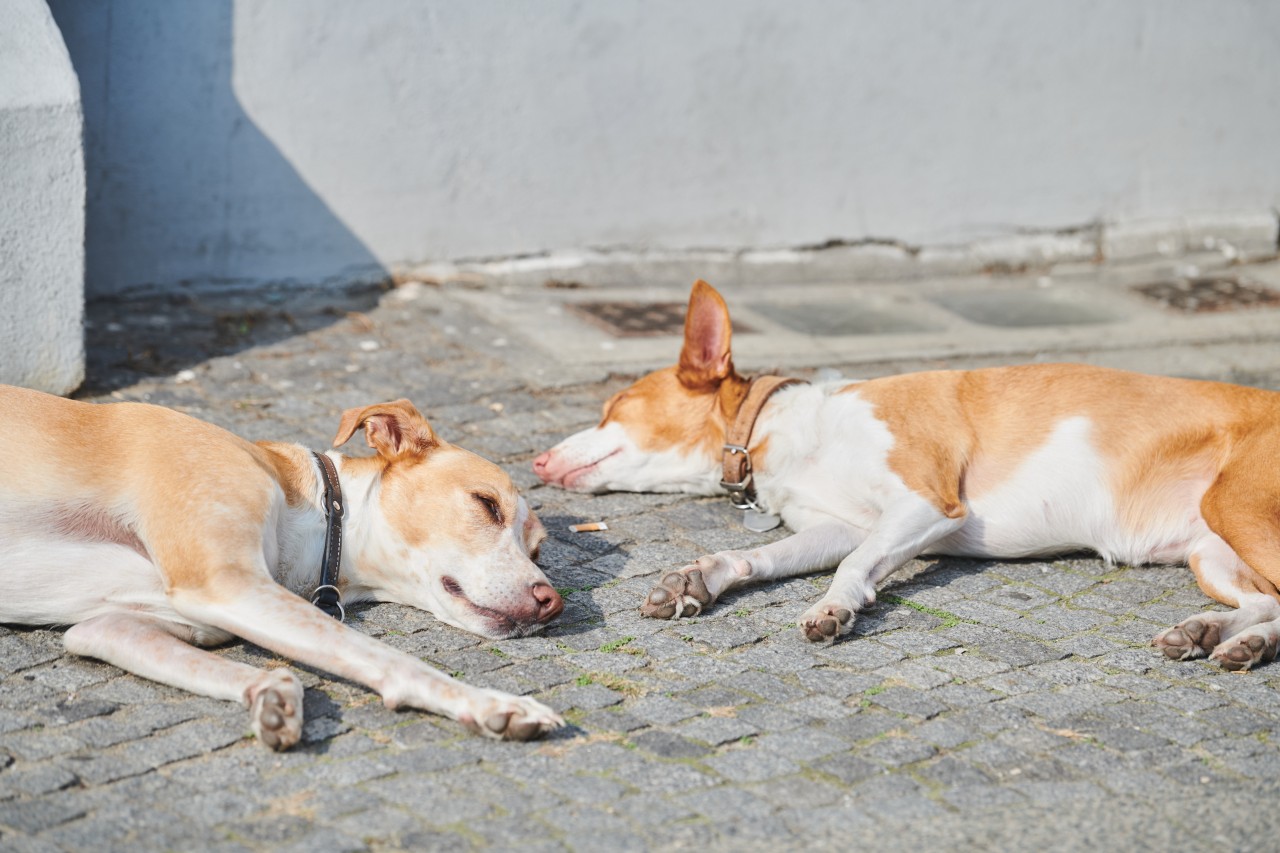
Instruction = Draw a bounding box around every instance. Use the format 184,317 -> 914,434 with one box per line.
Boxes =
720,375 -> 807,511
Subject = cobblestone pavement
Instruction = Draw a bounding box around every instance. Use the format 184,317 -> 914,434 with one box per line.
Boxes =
4,272 -> 1280,852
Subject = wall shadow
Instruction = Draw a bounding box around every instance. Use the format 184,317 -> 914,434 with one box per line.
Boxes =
49,1 -> 387,393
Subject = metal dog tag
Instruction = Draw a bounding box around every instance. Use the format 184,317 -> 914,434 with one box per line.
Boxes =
743,510 -> 782,532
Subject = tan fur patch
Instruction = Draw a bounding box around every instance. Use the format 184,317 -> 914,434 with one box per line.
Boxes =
847,364 -> 1280,533
601,367 -> 751,460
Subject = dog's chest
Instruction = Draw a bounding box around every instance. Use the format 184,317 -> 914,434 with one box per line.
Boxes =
755,388 -> 903,528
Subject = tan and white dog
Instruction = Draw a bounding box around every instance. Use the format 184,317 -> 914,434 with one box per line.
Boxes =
534,280 -> 1280,671
1,387 -> 564,749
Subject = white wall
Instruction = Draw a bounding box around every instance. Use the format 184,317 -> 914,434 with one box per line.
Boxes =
50,1 -> 1280,296
0,0 -> 84,392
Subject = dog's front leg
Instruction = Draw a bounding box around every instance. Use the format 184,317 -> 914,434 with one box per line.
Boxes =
64,612 -> 304,750
641,522 -> 865,619
799,494 -> 968,641
171,580 -> 562,740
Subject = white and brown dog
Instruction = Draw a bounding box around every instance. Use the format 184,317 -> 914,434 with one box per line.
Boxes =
1,387 -> 564,749
534,280 -> 1280,671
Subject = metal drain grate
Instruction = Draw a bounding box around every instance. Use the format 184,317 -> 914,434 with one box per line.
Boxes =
1133,276 -> 1280,313
567,301 -> 756,338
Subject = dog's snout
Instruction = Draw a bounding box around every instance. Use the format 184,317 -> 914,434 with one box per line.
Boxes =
532,451 -> 553,481
531,581 -> 563,622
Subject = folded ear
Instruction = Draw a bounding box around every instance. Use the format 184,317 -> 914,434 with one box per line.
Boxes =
332,399 -> 438,460
677,279 -> 735,389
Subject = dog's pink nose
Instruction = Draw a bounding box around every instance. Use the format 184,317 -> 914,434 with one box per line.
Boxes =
532,451 -> 553,481
531,581 -> 563,622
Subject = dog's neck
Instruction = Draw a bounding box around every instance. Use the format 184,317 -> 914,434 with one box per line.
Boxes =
257,443 -> 384,603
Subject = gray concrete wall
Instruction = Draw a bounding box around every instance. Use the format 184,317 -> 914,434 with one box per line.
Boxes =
0,0 -> 84,392
49,1 -> 1280,296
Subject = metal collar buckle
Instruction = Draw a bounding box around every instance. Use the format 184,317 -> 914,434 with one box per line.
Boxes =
310,584 -> 346,622
720,443 -> 758,508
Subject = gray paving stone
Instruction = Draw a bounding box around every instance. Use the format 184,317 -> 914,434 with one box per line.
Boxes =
705,747 -> 801,783
877,630 -> 960,655
626,695 -> 699,726
729,645 -> 818,674
678,686 -> 753,708
927,652 -> 1012,680
860,735 -> 939,768
577,711 -> 652,741
0,795 -> 87,833
754,729 -> 850,762
816,640 -> 907,670
795,668 -> 880,699
916,754 -> 995,788
823,711 -> 905,744
980,670 -> 1054,696
1054,634 -> 1126,658
1150,686 -> 1226,713
678,620 -> 768,650
876,661 -> 954,689
977,637 -> 1071,667
629,729 -> 709,759
676,715 -> 759,746
913,717 -> 976,750
611,758 -> 718,795
867,687 -> 947,719
548,683 -> 624,712
732,703 -> 817,733
931,683 -> 1000,709
785,694 -> 859,721
1018,780 -> 1110,807
544,773 -> 631,805
729,671 -> 809,703
0,762 -> 78,799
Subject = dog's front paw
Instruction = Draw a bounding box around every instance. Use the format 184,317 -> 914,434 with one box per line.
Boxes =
467,692 -> 564,741
1210,631 -> 1279,672
641,568 -> 714,619
248,668 -> 304,751
800,601 -> 854,643
1153,617 -> 1221,661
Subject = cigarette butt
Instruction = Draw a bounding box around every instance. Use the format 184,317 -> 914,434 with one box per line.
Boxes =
570,522 -> 608,533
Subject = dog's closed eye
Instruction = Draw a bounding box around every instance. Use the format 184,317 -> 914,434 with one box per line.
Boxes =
472,492 -> 503,525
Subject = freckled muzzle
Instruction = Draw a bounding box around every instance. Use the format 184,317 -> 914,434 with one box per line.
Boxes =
441,575 -> 564,638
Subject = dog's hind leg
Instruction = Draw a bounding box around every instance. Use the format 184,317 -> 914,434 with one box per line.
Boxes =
1152,533 -> 1280,663
641,522 -> 865,619
64,612 -> 304,750
1156,435 -> 1280,670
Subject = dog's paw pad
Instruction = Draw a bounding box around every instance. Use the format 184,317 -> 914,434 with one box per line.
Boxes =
641,568 -> 712,620
1153,617 -> 1220,661
474,695 -> 563,741
250,671 -> 303,751
800,604 -> 853,643
1210,633 -> 1277,672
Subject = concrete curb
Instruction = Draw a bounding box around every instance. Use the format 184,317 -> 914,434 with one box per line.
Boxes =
0,0 -> 85,395
406,211 -> 1279,290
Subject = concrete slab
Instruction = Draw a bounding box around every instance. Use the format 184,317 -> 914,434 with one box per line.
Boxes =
444,255 -> 1280,387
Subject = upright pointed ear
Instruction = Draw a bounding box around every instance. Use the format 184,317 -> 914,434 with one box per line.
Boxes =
677,279 -> 735,389
332,399 -> 439,460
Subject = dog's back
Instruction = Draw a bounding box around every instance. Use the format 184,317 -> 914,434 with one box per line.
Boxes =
0,385 -> 277,627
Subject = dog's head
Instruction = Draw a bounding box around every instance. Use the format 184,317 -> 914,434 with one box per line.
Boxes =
533,279 -> 749,494
333,400 -> 561,639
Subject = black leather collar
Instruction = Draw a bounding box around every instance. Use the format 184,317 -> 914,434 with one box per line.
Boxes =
310,451 -> 345,621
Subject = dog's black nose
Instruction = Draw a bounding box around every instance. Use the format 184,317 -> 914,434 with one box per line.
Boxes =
531,582 -> 563,622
